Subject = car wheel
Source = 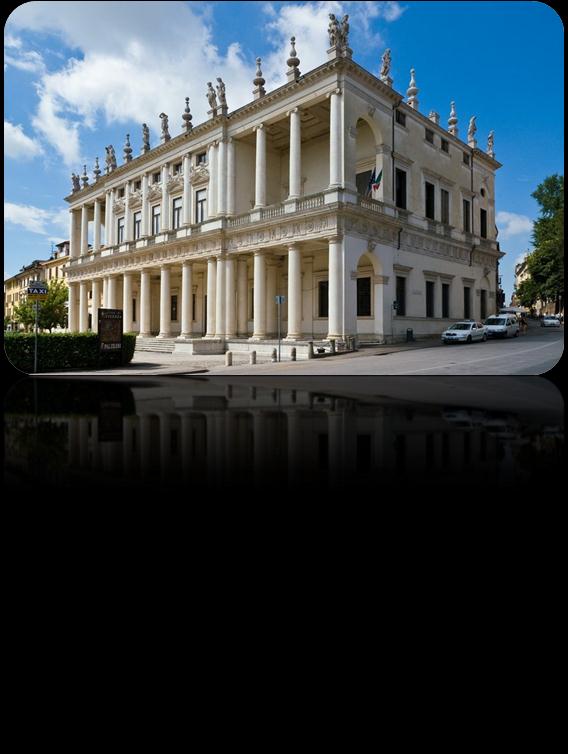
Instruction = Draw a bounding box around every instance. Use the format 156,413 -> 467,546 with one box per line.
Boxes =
515,330 -> 519,337
482,333 -> 487,341
466,335 -> 472,343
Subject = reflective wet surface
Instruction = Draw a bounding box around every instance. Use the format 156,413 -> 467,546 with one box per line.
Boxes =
4,376 -> 564,491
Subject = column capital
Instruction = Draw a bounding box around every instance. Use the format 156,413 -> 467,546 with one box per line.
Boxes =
286,107 -> 301,117
326,87 -> 342,98
253,122 -> 265,132
253,249 -> 265,257
326,233 -> 344,243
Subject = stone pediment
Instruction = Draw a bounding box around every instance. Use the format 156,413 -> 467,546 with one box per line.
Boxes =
148,185 -> 162,202
113,197 -> 125,214
129,189 -> 143,209
190,165 -> 209,186
167,174 -> 183,192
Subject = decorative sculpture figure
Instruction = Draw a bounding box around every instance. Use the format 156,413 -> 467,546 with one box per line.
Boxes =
339,14 -> 350,47
71,172 -> 81,192
159,113 -> 170,142
328,13 -> 340,47
142,123 -> 150,153
380,49 -> 391,80
216,77 -> 227,108
105,145 -> 117,173
468,115 -> 477,146
207,82 -> 218,116
487,130 -> 495,157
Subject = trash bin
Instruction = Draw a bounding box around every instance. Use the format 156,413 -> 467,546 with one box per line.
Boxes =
406,328 -> 414,342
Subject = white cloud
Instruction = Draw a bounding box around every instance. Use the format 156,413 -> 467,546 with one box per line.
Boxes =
496,211 -> 533,239
4,33 -> 22,49
4,121 -> 44,159
382,2 -> 407,22
4,49 -> 45,73
5,202 -> 68,236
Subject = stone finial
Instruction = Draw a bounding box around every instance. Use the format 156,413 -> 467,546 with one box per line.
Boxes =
81,165 -> 89,189
287,36 -> 300,82
487,130 -> 495,158
93,156 -> 101,182
467,116 -> 477,148
379,48 -> 392,86
206,81 -> 218,117
407,68 -> 419,110
448,101 -> 458,137
71,172 -> 80,192
159,113 -> 170,143
182,97 -> 193,132
253,57 -> 266,99
123,133 -> 132,162
216,77 -> 227,114
428,111 -> 440,125
141,123 -> 150,154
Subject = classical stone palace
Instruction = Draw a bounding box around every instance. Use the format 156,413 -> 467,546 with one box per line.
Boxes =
64,18 -> 503,353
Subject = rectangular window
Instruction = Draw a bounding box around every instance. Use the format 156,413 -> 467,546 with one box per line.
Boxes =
441,189 -> 450,224
119,188 -> 125,198
134,211 -> 142,240
480,208 -> 487,239
192,293 -> 196,321
395,169 -> 407,209
174,162 -> 182,175
134,180 -> 141,191
152,205 -> 161,235
464,286 -> 471,319
357,277 -> 371,317
395,110 -> 406,127
197,152 -> 207,165
480,289 -> 487,320
442,283 -> 450,318
132,297 -> 137,323
195,189 -> 207,224
152,171 -> 160,184
463,152 -> 470,166
117,217 -> 125,244
426,281 -> 435,317
425,128 -> 434,144
463,199 -> 471,232
396,276 -> 406,316
425,181 -> 435,220
356,170 -> 372,197
171,294 -> 178,322
318,280 -> 329,317
441,138 -> 449,153
172,197 -> 182,229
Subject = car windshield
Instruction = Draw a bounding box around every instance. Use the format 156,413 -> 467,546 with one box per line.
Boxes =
449,323 -> 471,330
486,317 -> 506,325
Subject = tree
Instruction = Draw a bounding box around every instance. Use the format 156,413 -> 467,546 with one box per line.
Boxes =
13,298 -> 36,332
515,276 -> 540,310
39,279 -> 68,332
528,174 -> 564,313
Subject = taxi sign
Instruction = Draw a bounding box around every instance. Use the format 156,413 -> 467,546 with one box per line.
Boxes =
27,282 -> 48,298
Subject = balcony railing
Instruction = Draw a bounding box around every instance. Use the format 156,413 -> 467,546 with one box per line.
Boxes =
297,194 -> 325,211
357,195 -> 385,214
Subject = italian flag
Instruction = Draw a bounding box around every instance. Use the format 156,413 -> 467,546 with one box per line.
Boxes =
372,169 -> 383,191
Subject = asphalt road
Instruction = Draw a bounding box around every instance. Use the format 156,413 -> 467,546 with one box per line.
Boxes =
210,327 -> 564,375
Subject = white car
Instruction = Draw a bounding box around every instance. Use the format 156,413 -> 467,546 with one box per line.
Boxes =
484,315 -> 520,338
541,316 -> 561,327
441,321 -> 487,344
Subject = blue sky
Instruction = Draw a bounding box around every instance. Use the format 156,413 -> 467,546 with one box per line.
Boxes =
4,1 -> 564,302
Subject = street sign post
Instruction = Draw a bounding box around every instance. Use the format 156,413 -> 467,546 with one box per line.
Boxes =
98,309 -> 123,366
27,281 -> 48,373
275,295 -> 286,362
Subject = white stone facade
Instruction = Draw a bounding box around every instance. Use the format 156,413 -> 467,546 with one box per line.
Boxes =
64,50 -> 503,344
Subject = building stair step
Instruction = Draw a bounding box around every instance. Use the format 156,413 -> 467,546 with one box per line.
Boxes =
135,337 -> 177,353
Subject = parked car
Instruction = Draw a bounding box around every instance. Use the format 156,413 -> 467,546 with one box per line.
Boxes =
484,315 -> 520,338
541,316 -> 561,327
441,321 -> 487,344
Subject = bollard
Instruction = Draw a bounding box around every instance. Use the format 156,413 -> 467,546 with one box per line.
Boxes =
225,351 -> 232,366
271,348 -> 277,363
330,338 -> 336,354
308,341 -> 314,359
250,350 -> 256,365
291,347 -> 296,361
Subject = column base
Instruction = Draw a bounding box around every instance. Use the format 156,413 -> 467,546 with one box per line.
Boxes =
249,334 -> 267,341
284,334 -> 303,341
139,332 -> 153,338
177,333 -> 194,340
157,332 -> 173,339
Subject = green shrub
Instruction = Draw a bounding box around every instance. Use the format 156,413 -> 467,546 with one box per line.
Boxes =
4,332 -> 137,373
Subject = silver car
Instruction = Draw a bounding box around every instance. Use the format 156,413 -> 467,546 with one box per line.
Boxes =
541,316 -> 561,327
485,315 -> 520,338
441,321 -> 487,344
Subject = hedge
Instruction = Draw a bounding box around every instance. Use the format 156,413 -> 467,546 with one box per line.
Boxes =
4,332 -> 137,373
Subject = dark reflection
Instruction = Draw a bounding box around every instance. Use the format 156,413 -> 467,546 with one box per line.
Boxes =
4,376 -> 564,491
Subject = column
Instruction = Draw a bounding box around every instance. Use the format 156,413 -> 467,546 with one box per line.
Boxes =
104,191 -> 111,246
123,273 -> 133,332
81,205 -> 89,255
94,200 -> 101,251
107,276 -> 117,309
180,261 -> 193,338
266,260 -> 277,337
182,155 -> 191,226
251,251 -> 266,339
237,257 -> 248,337
161,164 -> 169,232
288,108 -> 301,199
68,283 -> 78,332
254,124 -> 267,208
227,138 -> 236,216
286,244 -> 302,339
217,139 -> 227,216
140,269 -> 152,336
225,256 -> 236,338
329,89 -> 342,188
435,277 -> 443,319
208,143 -> 218,217
79,282 -> 89,332
215,256 -> 226,338
69,209 -> 79,258
124,181 -> 131,241
328,235 -> 343,339
205,257 -> 217,337
159,265 -> 171,337
108,189 -> 115,246
141,174 -> 149,237
91,279 -> 100,333
102,277 -> 108,308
